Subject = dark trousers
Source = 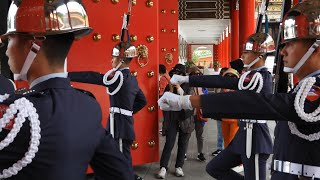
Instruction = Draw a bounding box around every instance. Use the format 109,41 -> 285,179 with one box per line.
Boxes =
115,138 -> 133,166
271,171 -> 320,180
160,112 -> 190,169
206,145 -> 269,180
185,119 -> 204,154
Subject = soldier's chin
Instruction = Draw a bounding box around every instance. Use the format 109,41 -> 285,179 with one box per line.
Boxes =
283,67 -> 294,73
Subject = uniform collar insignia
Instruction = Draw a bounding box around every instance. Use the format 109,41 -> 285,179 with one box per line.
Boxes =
307,85 -> 320,101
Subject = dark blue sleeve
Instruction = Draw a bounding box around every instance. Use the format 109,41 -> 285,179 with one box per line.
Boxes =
189,75 -> 239,90
90,132 -> 134,180
68,71 -> 105,86
200,91 -> 308,123
133,88 -> 147,114
0,75 -> 15,94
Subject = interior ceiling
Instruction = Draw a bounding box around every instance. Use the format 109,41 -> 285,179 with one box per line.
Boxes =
178,0 -> 231,45
178,19 -> 230,45
178,0 -> 283,45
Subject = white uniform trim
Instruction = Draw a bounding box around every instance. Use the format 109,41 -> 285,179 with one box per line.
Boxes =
240,119 -> 267,123
110,107 -> 133,116
273,160 -> 320,178
255,154 -> 259,180
289,77 -> 320,141
238,71 -> 265,159
109,107 -> 133,152
0,95 -> 41,179
103,62 -> 125,96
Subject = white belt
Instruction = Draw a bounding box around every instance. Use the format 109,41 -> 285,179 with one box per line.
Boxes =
273,160 -> 320,179
240,119 -> 267,123
110,107 -> 133,116
109,107 -> 132,153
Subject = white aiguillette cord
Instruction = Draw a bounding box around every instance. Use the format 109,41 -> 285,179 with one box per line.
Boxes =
0,94 -> 41,179
103,61 -> 124,96
289,77 -> 320,141
238,71 -> 264,93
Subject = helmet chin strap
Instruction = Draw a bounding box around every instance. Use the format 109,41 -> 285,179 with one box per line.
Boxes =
283,41 -> 320,74
112,59 -> 125,72
243,54 -> 264,69
14,42 -> 41,81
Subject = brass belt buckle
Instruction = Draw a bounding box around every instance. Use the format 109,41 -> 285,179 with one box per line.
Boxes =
246,122 -> 253,129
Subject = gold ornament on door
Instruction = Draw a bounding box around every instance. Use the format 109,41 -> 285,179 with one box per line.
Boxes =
165,53 -> 173,65
137,44 -> 149,67
131,141 -> 139,150
146,0 -> 153,7
148,140 -> 156,148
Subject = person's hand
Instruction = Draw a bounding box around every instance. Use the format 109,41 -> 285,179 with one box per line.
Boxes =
170,75 -> 189,85
176,85 -> 184,96
157,92 -> 192,111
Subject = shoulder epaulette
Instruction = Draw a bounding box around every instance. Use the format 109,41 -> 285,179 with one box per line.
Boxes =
74,88 -> 96,99
15,88 -> 36,95
12,88 -> 44,100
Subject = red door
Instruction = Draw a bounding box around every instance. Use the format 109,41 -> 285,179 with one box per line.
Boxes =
67,0 -> 160,166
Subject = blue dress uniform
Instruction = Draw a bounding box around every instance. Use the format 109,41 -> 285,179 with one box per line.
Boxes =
200,71 -> 320,180
68,69 -> 147,166
189,67 -> 273,180
0,75 -> 134,180
0,74 -> 15,95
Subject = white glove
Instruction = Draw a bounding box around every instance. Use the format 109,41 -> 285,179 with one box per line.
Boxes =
157,92 -> 193,111
170,75 -> 189,85
176,86 -> 184,96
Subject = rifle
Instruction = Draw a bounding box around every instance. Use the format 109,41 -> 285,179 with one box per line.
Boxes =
273,0 -> 292,93
120,0 -> 133,43
255,0 -> 269,33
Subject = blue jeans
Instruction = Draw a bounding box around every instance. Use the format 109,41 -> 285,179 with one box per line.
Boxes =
216,120 -> 224,150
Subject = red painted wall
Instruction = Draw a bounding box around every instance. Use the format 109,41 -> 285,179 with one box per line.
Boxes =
67,0 -> 160,166
159,0 -> 178,70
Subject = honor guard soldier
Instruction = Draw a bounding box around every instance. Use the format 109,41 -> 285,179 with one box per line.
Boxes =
0,0 -> 134,179
68,42 -> 147,180
159,0 -> 320,179
68,2 -> 146,178
169,33 -> 274,180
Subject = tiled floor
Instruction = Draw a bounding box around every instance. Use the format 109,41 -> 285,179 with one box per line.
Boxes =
133,120 -> 276,180
88,119 -> 276,180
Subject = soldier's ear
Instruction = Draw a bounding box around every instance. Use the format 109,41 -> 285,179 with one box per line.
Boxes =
21,36 -> 35,49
